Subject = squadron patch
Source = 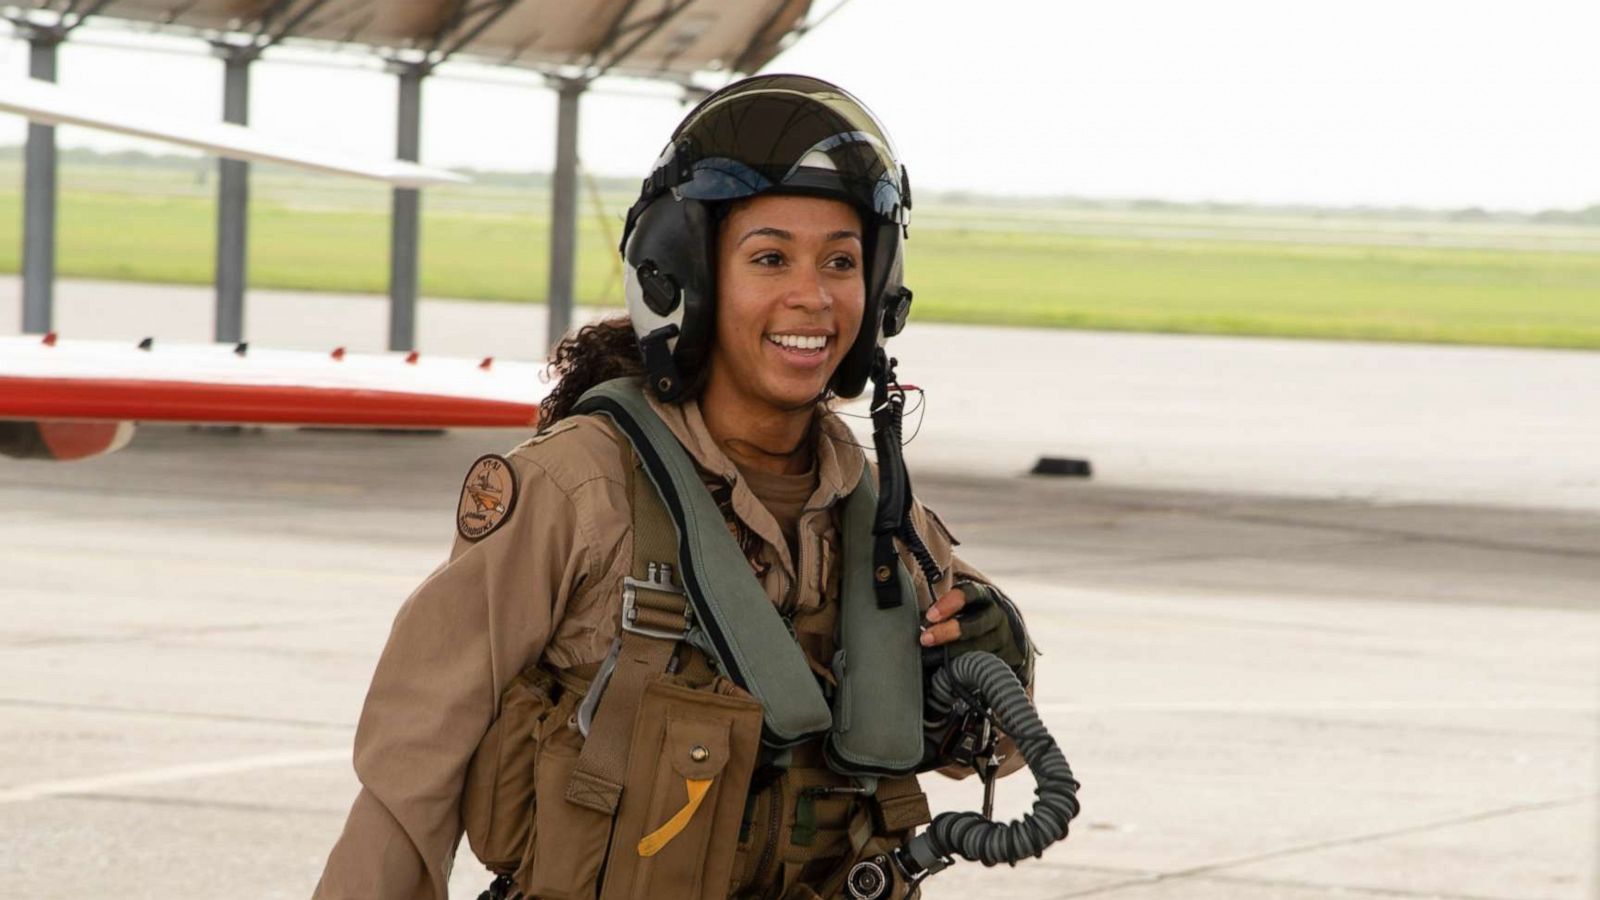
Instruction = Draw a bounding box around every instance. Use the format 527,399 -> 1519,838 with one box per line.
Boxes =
457,454 -> 518,542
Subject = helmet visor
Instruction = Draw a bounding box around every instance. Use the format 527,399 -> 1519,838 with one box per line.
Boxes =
664,74 -> 909,226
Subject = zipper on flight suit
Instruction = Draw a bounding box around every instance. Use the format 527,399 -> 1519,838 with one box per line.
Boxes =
753,774 -> 786,892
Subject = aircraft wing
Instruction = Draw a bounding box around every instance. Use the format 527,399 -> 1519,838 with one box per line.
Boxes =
0,77 -> 466,188
0,334 -> 545,460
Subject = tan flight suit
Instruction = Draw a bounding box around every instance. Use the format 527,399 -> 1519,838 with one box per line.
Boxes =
313,391 -> 1004,900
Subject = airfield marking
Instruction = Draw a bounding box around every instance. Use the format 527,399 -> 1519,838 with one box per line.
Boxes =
0,695 -> 354,731
0,748 -> 348,805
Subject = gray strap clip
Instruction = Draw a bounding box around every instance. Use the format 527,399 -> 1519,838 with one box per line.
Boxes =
576,562 -> 690,738
621,561 -> 691,640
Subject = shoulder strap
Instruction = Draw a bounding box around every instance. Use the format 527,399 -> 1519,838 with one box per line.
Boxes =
822,463 -> 925,775
574,378 -> 833,749
565,435 -> 690,815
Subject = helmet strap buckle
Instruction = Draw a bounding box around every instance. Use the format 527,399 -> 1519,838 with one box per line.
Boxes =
639,324 -> 686,402
646,137 -> 696,196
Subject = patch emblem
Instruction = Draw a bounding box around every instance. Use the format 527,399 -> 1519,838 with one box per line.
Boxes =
457,454 -> 518,542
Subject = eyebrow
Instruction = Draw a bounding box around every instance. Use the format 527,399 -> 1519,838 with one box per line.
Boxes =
736,226 -> 862,246
738,226 -> 792,246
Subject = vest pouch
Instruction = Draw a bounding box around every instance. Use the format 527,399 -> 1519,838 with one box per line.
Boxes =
600,678 -> 763,900
516,686 -> 613,900
463,667 -> 560,874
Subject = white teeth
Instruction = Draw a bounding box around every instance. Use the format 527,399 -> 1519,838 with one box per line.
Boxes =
768,334 -> 828,351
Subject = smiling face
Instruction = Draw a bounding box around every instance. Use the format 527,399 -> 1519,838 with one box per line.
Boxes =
706,194 -> 866,414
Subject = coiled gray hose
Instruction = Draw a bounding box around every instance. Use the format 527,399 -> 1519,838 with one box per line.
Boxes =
904,652 -> 1080,874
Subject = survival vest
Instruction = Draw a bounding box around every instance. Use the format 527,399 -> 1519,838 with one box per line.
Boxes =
463,378 -> 934,900
572,377 -> 927,776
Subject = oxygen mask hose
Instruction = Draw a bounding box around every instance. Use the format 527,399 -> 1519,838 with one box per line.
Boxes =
899,652 -> 1081,881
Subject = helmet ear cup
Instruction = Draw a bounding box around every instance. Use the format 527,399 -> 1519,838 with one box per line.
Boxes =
623,197 -> 717,393
832,220 -> 905,399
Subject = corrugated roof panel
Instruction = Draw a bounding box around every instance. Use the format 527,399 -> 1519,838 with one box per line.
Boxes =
11,0 -> 811,75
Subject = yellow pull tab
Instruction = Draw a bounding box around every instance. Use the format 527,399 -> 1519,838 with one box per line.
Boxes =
637,777 -> 713,857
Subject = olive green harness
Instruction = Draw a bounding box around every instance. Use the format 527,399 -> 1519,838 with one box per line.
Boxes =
571,378 -> 925,796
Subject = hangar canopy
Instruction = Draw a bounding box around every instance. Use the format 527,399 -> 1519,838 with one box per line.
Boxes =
12,0 -> 813,78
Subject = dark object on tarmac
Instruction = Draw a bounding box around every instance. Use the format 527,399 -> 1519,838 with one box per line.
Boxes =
1032,456 -> 1092,478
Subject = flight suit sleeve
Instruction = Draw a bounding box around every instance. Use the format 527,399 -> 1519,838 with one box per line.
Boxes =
313,448 -> 608,900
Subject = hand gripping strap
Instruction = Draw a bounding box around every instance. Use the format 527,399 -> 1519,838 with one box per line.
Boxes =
574,379 -> 833,747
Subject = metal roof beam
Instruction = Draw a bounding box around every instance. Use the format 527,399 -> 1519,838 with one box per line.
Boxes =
256,0 -> 336,50
432,0 -> 520,64
160,1 -> 202,26
585,0 -> 642,67
13,0 -> 117,36
728,0 -> 793,74
252,0 -> 301,36
591,0 -> 694,78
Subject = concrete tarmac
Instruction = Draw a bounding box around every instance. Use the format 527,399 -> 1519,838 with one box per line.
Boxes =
1,424 -> 1595,900
2,279 -> 1597,898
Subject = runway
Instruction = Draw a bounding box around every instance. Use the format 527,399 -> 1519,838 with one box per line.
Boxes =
2,279 -> 1597,898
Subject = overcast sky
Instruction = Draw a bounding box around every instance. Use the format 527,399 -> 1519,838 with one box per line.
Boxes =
0,0 -> 1594,211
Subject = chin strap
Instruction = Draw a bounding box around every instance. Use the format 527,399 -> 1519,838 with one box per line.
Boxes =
869,350 -> 943,608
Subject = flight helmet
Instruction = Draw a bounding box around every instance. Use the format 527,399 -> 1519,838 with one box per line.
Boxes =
620,74 -> 913,401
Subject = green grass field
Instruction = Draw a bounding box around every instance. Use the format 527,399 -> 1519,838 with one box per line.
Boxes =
2,160 -> 1596,349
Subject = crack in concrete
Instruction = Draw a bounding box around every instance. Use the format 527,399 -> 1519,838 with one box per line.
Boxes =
51,790 -> 345,817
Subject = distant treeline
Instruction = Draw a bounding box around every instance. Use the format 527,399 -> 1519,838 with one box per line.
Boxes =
1,144 -> 1596,225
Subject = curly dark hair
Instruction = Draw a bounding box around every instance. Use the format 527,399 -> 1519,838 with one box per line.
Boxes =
539,316 -> 710,426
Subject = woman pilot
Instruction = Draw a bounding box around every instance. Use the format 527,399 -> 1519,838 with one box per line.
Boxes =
315,74 -> 1033,900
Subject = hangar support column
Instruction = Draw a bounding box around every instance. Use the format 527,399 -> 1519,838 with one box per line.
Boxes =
211,41 -> 260,345
386,59 -> 431,352
18,23 -> 64,335
545,76 -> 587,352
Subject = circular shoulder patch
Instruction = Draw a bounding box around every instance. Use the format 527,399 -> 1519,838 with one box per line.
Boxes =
457,454 -> 519,542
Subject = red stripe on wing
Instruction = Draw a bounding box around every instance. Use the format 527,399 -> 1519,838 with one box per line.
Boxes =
0,376 -> 542,429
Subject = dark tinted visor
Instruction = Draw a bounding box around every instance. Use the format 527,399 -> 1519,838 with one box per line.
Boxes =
662,74 -> 909,226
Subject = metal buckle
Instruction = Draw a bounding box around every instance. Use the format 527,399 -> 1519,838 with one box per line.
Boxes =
621,561 -> 691,640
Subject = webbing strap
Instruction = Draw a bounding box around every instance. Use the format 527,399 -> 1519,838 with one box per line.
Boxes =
806,807 -> 878,900
871,775 -> 932,833
565,451 -> 688,815
575,380 -> 833,747
822,463 -> 926,775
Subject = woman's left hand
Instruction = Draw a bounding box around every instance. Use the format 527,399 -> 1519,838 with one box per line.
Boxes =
919,587 -> 969,647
